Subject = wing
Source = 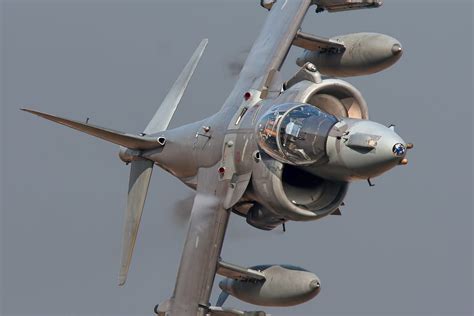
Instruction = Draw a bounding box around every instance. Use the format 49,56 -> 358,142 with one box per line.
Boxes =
234,1 -> 313,100
169,167 -> 231,316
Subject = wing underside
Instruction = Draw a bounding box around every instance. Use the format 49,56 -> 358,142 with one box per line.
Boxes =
168,167 -> 231,316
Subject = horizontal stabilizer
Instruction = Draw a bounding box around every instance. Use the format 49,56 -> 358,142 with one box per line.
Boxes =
22,109 -> 162,150
119,159 -> 154,286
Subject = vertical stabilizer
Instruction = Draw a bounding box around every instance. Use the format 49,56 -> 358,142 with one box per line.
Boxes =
143,39 -> 208,135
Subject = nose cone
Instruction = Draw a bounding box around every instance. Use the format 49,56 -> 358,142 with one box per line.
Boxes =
364,33 -> 403,67
344,120 -> 407,179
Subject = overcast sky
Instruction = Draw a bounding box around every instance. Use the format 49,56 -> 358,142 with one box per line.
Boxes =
1,0 -> 473,315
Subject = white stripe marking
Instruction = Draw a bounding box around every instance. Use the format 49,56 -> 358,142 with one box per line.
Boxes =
241,138 -> 249,160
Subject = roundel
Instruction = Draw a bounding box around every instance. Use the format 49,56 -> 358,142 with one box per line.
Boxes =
392,143 -> 406,157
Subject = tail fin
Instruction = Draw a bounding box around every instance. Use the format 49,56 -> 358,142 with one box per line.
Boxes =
22,39 -> 208,287
143,38 -> 208,135
117,39 -> 208,286
22,109 -> 162,150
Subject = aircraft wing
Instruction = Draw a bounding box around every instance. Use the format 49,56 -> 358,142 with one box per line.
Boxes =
217,260 -> 266,281
234,0 -> 313,99
169,167 -> 232,316
232,0 -> 376,101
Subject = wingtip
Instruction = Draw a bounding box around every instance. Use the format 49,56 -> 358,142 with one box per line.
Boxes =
118,275 -> 126,287
200,38 -> 209,48
20,108 -> 56,120
21,108 -> 43,116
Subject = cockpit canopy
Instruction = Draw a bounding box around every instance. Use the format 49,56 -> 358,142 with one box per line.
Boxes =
256,103 -> 338,165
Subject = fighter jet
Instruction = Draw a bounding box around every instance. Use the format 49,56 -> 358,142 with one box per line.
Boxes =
23,1 -> 412,315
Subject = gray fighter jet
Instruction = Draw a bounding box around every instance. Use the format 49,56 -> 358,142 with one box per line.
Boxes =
23,1 -> 412,315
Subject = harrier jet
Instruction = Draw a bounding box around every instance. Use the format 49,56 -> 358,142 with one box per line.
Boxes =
23,0 -> 411,315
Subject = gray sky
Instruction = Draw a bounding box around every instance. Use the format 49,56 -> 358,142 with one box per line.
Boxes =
1,0 -> 473,315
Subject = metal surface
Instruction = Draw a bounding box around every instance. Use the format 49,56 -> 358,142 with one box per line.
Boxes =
217,260 -> 266,281
21,109 -> 163,150
119,159 -> 154,286
22,1 -> 410,314
219,265 -> 321,307
293,31 -> 345,52
169,167 -> 231,316
296,32 -> 403,77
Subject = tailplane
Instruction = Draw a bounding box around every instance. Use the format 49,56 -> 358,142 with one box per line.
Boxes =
21,109 -> 162,150
22,39 -> 208,286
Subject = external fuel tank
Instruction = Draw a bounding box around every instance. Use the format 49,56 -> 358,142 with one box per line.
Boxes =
296,32 -> 403,77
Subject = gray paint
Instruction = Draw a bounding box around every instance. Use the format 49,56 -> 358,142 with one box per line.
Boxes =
169,167 -> 230,315
219,265 -> 321,307
296,32 -> 403,77
20,0 -> 405,312
119,159 -> 154,286
307,118 -> 408,181
1,1 -> 473,316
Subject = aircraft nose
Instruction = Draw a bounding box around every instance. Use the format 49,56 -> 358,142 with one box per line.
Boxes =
392,142 -> 407,157
377,127 -> 407,162
337,120 -> 409,179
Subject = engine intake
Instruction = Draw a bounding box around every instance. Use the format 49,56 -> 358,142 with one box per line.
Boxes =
279,79 -> 369,119
236,153 -> 348,228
